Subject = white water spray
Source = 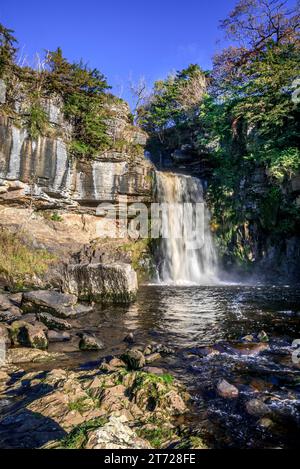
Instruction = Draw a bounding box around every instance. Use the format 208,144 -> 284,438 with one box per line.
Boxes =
156,172 -> 219,285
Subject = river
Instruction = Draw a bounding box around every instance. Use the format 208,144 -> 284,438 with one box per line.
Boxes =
46,283 -> 300,448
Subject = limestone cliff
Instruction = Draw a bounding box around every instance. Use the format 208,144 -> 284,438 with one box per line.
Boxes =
0,78 -> 152,209
0,77 -> 154,292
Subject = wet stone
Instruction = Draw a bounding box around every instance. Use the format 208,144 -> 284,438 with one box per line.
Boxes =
121,349 -> 146,370
79,333 -> 104,351
48,330 -> 71,343
217,379 -> 239,399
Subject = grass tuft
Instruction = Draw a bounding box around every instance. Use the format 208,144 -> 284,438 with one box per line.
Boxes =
0,227 -> 56,290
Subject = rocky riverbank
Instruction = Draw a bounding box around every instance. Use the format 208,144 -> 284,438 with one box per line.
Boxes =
0,341 -> 207,449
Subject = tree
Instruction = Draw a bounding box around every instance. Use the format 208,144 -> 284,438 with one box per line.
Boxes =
0,23 -> 17,76
45,48 -> 110,97
45,47 -> 74,94
212,0 -> 300,96
129,76 -> 148,123
138,64 -> 208,141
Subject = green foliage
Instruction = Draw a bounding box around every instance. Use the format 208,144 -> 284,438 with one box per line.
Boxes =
61,417 -> 107,449
25,103 -> 48,139
64,91 -> 111,158
46,48 -> 110,97
132,372 -> 174,390
50,212 -> 63,222
138,64 -> 207,142
0,30 -> 113,159
136,425 -> 174,448
0,23 -> 17,77
67,397 -> 91,414
43,49 -> 112,158
264,147 -> 300,182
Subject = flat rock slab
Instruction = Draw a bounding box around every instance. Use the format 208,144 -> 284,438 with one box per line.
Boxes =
38,312 -> 72,330
7,348 -> 68,364
48,330 -> 71,343
22,290 -> 92,318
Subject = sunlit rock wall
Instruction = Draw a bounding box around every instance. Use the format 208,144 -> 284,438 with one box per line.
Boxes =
0,96 -> 152,209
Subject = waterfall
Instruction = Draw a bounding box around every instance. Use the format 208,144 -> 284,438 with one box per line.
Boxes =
156,171 -> 219,285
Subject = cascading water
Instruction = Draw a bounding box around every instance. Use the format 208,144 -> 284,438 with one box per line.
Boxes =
156,171 -> 219,285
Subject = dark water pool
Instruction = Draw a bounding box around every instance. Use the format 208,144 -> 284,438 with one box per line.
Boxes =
34,285 -> 300,447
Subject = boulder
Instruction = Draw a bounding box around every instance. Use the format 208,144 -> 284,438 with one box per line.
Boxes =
85,415 -> 150,449
145,353 -> 161,364
0,308 -> 22,324
258,418 -> 274,429
143,343 -> 174,356
0,294 -> 12,311
38,312 -> 72,330
123,332 -> 134,344
8,292 -> 23,307
217,379 -> 239,399
0,324 -> 11,346
10,320 -> 48,350
22,290 -> 92,318
162,389 -> 188,416
62,263 -> 138,304
245,399 -> 271,417
79,333 -> 104,351
108,358 -> 126,369
121,349 -> 146,370
48,330 -> 71,343
19,313 -> 37,324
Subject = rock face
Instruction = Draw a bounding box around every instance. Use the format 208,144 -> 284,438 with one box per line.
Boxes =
0,80 -> 153,295
62,263 -> 138,303
0,80 -> 6,104
0,111 -> 152,210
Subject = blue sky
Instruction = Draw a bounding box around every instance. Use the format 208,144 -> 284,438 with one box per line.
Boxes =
0,0 -> 271,105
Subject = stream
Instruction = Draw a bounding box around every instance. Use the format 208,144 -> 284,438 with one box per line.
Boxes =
45,283 -> 300,449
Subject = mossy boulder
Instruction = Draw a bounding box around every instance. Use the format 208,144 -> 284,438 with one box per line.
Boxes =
121,349 -> 146,370
9,320 -> 48,350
